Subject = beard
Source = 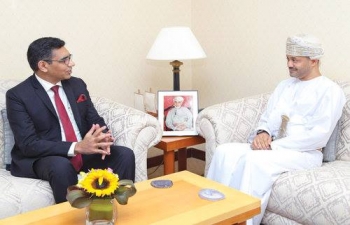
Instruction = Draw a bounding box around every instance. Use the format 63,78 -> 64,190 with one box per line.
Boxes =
288,67 -> 312,80
289,67 -> 298,77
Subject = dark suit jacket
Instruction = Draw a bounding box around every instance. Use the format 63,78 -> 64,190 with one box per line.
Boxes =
6,75 -> 107,178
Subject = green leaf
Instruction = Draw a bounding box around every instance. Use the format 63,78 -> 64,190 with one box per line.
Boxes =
118,179 -> 133,186
113,179 -> 137,205
66,187 -> 92,208
115,192 -> 129,205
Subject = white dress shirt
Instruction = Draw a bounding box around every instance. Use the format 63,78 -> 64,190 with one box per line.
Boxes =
35,75 -> 82,156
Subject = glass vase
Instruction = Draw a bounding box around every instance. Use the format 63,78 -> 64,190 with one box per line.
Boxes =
86,198 -> 116,225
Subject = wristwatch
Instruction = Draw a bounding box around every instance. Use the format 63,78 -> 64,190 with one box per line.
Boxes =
256,129 -> 268,135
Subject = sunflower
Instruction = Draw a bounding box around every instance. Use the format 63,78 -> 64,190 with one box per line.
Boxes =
79,169 -> 119,197
67,168 -> 136,208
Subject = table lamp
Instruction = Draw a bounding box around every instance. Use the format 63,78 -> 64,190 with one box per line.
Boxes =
146,26 -> 206,91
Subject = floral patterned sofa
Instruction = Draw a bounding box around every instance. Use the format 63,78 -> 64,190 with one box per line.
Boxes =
196,80 -> 350,225
0,79 -> 162,219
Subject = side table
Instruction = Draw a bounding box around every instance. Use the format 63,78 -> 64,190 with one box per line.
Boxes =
154,135 -> 205,175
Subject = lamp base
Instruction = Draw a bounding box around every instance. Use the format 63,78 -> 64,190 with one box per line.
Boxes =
170,60 -> 183,91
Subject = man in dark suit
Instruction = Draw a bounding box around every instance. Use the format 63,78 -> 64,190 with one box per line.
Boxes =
6,37 -> 135,203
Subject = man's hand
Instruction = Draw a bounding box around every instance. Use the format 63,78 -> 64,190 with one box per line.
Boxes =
74,124 -> 114,158
100,129 -> 115,160
175,123 -> 187,131
251,132 -> 272,150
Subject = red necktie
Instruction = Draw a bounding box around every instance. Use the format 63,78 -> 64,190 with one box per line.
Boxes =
51,85 -> 83,172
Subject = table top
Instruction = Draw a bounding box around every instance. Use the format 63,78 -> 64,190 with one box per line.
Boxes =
155,135 -> 205,151
0,171 -> 260,225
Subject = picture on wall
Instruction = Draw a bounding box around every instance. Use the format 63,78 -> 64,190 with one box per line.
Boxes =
158,90 -> 198,136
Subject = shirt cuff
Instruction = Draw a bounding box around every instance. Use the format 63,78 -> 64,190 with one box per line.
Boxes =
68,142 -> 77,156
255,127 -> 271,136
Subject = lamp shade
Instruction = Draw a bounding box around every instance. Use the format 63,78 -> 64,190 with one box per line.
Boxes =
146,26 -> 206,60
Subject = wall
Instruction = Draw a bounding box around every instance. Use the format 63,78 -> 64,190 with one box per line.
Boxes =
0,0 -> 192,106
192,0 -> 350,108
1,0 -> 350,110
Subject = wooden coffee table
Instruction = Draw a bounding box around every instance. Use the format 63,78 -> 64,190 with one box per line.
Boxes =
154,135 -> 205,174
0,171 -> 260,225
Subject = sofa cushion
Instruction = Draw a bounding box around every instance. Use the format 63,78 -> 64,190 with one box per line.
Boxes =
266,161 -> 350,225
322,121 -> 340,162
1,109 -> 13,170
0,169 -> 54,219
335,81 -> 350,161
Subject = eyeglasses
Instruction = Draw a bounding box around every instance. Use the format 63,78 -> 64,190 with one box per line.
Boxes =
43,54 -> 73,65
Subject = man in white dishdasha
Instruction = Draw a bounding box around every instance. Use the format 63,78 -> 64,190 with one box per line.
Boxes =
206,34 -> 346,225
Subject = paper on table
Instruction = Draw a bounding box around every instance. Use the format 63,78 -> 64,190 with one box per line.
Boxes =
144,91 -> 157,113
134,90 -> 145,112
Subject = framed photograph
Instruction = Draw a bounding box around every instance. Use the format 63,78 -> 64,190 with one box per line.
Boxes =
158,90 -> 198,136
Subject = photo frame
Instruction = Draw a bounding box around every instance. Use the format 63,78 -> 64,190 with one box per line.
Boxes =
158,90 -> 198,136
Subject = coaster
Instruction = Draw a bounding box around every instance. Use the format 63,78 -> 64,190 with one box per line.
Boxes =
198,188 -> 225,201
150,179 -> 173,188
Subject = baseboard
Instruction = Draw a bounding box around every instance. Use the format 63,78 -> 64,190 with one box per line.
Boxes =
187,148 -> 205,161
147,148 -> 205,169
147,155 -> 163,168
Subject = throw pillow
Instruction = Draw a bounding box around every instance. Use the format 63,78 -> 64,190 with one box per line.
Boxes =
322,120 -> 340,162
1,109 -> 14,169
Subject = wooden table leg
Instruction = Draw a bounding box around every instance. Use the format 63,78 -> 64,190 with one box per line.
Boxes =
178,147 -> 187,171
163,151 -> 175,174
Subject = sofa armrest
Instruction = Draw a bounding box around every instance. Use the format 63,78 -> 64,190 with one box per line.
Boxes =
92,96 -> 162,182
196,93 -> 270,175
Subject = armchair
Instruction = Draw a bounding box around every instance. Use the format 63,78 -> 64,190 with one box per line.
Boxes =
0,79 -> 162,219
196,80 -> 350,224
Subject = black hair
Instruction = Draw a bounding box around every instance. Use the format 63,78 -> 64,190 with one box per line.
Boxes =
27,37 -> 65,71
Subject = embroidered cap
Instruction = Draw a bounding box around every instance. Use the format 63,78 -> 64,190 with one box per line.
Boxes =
286,34 -> 324,59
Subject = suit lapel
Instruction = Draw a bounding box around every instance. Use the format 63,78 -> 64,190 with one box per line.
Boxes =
62,81 -> 82,130
30,75 -> 58,119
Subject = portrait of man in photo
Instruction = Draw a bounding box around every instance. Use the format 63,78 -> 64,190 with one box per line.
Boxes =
164,96 -> 193,131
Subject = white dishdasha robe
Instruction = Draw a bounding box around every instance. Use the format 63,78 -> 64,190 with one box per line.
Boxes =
165,107 -> 193,131
207,76 -> 346,225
